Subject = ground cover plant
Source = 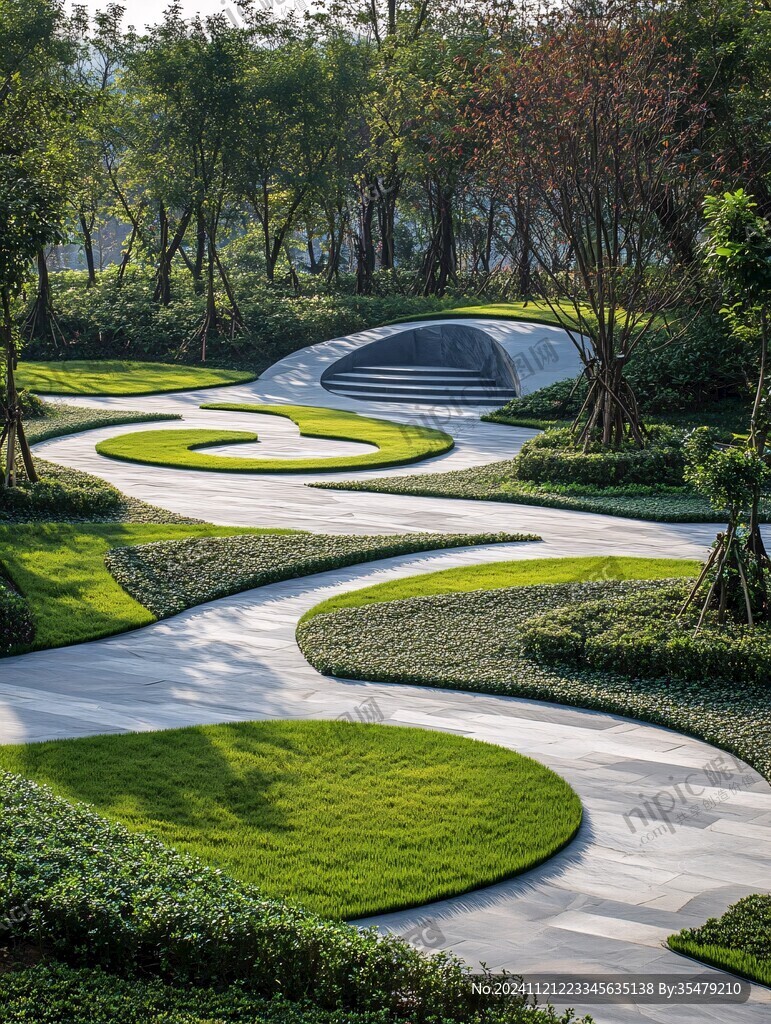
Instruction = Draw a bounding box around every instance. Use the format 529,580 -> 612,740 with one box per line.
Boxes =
0,527 -> 535,654
96,404 -> 455,473
18,360 -> 256,395
668,895 -> 771,987
0,720 -> 581,920
0,964 -> 586,1024
296,568 -> 770,783
0,771 -> 588,1024
106,530 -> 535,619
0,577 -> 34,654
24,402 -> 179,445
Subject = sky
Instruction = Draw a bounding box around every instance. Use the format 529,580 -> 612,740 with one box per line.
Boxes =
62,0 -> 310,33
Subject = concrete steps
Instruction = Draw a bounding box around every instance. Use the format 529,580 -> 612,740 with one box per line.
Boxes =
323,364 -> 517,406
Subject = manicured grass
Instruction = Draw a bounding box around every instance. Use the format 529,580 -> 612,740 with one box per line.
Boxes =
96,404 -> 454,473
302,555 -> 700,621
25,403 -> 179,444
0,720 -> 582,920
0,523 -> 281,652
397,300 -> 589,331
316,458 -> 771,522
18,360 -> 256,396
668,896 -> 771,987
107,531 -> 535,619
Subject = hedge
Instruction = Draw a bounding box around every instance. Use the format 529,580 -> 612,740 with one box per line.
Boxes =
106,531 -> 537,618
0,578 -> 34,654
514,427 -> 686,488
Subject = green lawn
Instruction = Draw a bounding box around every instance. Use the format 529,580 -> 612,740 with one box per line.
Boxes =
18,360 -> 256,396
96,404 -> 454,473
0,523 -> 280,651
0,720 -> 582,920
398,300 -> 587,330
301,555 -> 702,622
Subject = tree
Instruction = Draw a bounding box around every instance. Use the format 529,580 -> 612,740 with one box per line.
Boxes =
480,1 -> 705,447
0,0 -> 75,486
688,188 -> 771,622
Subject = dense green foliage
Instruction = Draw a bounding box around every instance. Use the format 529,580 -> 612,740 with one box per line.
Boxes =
297,580 -> 770,782
18,359 -> 256,395
106,531 -> 534,619
0,771 -> 586,1023
514,426 -> 685,487
0,720 -> 581,919
96,405 -> 454,473
521,582 -> 771,687
668,896 -> 771,986
0,964 -> 586,1024
0,577 -> 34,653
28,272 -> 457,364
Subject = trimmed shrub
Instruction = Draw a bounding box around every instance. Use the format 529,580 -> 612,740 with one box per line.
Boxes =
0,464 -> 124,522
520,583 -> 771,687
0,578 -> 34,653
513,426 -> 686,488
105,531 -> 535,618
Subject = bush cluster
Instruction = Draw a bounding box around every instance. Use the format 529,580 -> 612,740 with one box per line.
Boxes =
105,531 -> 536,618
0,772 -> 582,1024
668,895 -> 771,987
0,578 -> 34,654
22,268 -> 459,366
520,583 -> 771,687
0,463 -> 124,522
514,426 -> 686,488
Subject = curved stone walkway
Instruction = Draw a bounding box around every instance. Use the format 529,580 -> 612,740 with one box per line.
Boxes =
5,319 -> 771,1022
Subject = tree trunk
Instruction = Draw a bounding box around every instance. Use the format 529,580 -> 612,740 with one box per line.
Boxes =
2,290 -> 37,487
306,230 -> 318,274
193,206 -> 206,289
355,191 -> 375,295
155,202 -> 171,306
80,214 -> 97,287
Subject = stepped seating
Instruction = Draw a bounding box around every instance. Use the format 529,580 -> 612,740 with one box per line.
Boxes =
323,364 -> 518,406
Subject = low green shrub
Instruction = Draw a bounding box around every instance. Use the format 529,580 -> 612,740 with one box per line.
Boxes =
0,772 -> 581,1023
0,460 -> 197,525
514,426 -> 685,488
0,578 -> 34,653
668,895 -> 771,986
106,531 -> 536,618
0,963 -> 585,1024
487,380 -> 585,427
0,463 -> 124,521
520,583 -> 771,687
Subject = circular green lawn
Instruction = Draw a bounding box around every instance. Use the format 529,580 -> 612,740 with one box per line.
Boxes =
0,720 -> 581,919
